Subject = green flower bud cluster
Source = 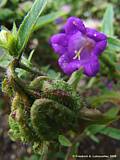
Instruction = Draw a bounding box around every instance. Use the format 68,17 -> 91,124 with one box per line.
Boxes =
2,59 -> 107,154
3,72 -> 82,153
0,29 -> 18,56
2,59 -> 107,155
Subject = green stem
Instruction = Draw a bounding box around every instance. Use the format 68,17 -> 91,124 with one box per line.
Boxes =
7,59 -> 41,98
17,51 -> 23,61
65,133 -> 85,160
19,62 -> 46,76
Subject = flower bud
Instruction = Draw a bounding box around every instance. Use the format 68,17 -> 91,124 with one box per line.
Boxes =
0,30 -> 9,43
0,29 -> 18,56
0,30 -> 12,44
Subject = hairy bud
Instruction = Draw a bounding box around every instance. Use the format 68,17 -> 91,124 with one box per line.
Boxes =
5,73 -> 103,154
0,29 -> 18,56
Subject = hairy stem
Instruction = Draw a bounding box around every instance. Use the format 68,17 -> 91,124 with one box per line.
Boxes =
19,62 -> 46,76
7,59 -> 41,98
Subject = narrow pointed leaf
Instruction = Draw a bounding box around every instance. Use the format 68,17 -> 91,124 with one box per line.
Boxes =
0,0 -> 7,7
33,11 -> 67,31
104,107 -> 120,119
100,127 -> 120,140
12,22 -> 17,36
17,0 -> 47,54
88,91 -> 120,108
107,37 -> 120,52
102,4 -> 114,36
85,124 -> 106,135
58,135 -> 72,147
0,8 -> 13,20
68,69 -> 83,89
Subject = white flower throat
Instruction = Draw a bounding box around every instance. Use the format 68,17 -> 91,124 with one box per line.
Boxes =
73,47 -> 84,60
73,40 -> 95,60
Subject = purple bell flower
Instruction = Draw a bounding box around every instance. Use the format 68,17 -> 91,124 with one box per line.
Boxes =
50,17 -> 107,77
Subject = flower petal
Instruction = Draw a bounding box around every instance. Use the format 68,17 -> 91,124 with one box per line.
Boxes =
58,54 -> 82,75
86,28 -> 107,42
50,33 -> 68,55
51,33 -> 68,46
83,57 -> 100,77
51,44 -> 67,56
65,17 -> 86,34
93,40 -> 107,56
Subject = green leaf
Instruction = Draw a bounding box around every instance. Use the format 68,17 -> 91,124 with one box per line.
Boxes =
86,77 -> 96,88
88,134 -> 100,143
68,69 -> 83,90
85,124 -> 106,135
33,11 -> 67,31
100,127 -> 120,140
88,91 -> 120,108
17,0 -> 47,54
28,49 -> 35,62
107,37 -> 120,52
10,0 -> 19,5
58,135 -> 72,147
104,107 -> 120,119
19,1 -> 33,13
17,55 -> 33,78
102,4 -> 114,36
101,53 -> 116,71
0,0 -> 7,7
85,125 -> 105,143
47,69 -> 61,79
0,8 -> 13,20
12,22 -> 17,36
0,52 -> 13,68
85,125 -> 120,140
